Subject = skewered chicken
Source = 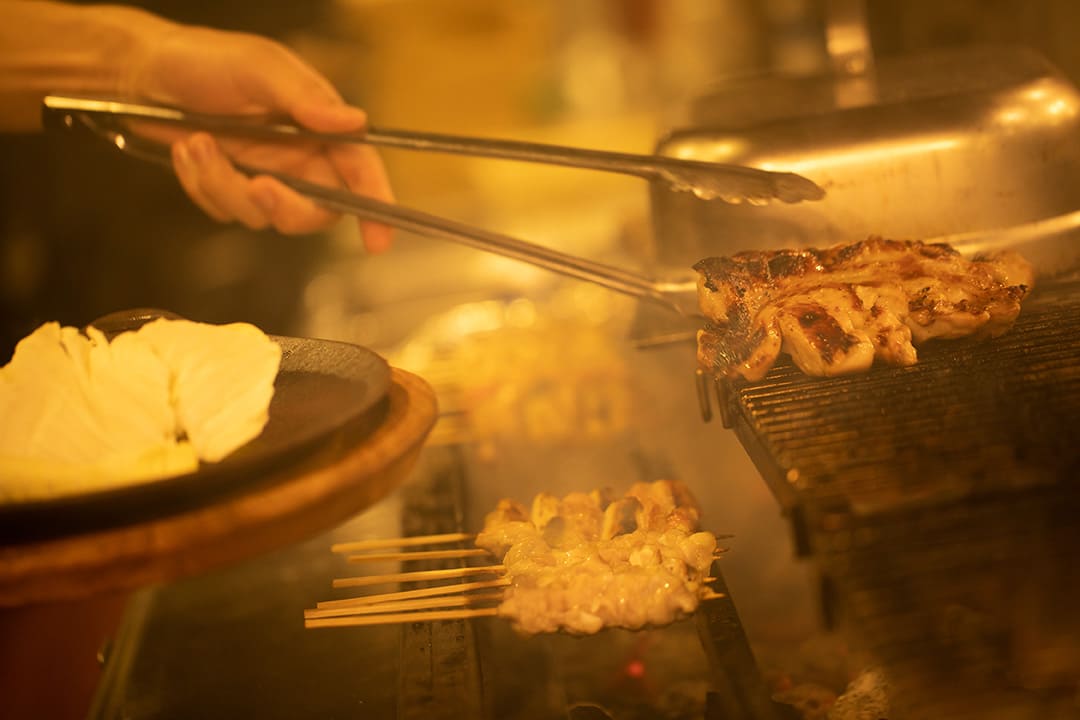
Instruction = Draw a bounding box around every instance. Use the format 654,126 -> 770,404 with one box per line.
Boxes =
694,236 -> 1034,381
475,480 -> 719,635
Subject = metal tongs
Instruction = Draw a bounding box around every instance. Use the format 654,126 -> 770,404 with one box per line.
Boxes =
42,93 -> 825,317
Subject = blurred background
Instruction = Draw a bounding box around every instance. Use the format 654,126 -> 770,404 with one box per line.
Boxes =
4,3 -> 1080,717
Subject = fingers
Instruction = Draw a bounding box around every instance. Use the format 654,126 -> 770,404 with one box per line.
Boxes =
246,175 -> 340,236
172,134 -> 267,229
328,143 -> 396,253
242,49 -> 397,251
269,74 -> 398,251
172,133 -> 338,234
358,217 -> 395,254
159,33 -> 397,246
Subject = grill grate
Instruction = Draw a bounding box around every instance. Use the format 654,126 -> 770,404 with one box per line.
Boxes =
722,280 -> 1080,519
719,280 -> 1080,720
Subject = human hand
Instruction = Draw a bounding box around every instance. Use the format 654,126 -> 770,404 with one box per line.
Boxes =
127,22 -> 394,251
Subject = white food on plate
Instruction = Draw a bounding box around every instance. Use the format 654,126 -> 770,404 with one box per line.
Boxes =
0,318 -> 281,500
135,319 -> 280,463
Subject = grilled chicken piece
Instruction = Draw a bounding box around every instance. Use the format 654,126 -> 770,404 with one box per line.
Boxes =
601,496 -> 641,540
695,236 -> 1034,381
475,480 -> 720,635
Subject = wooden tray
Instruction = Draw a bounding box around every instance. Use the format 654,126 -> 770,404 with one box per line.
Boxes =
0,367 -> 437,607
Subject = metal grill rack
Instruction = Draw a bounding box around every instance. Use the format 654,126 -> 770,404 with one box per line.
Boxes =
713,280 -> 1080,719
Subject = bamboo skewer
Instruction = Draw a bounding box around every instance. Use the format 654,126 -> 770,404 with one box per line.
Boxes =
346,548 -> 491,563
305,591 -> 504,620
333,564 -> 506,589
317,577 -> 512,610
331,532 -> 475,553
306,607 -> 500,629
306,587 -> 726,628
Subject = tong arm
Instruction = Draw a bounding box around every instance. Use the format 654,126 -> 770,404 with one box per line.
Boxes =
46,105 -> 702,317
42,93 -> 824,206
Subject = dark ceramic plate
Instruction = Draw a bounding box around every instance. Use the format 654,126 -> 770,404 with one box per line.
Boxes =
0,312 -> 391,545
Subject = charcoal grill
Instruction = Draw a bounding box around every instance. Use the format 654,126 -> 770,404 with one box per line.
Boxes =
648,38 -> 1080,717
705,280 -> 1080,520
89,443 -> 809,720
699,280 -> 1080,719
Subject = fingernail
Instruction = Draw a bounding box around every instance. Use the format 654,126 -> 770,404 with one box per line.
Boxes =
361,223 -> 393,253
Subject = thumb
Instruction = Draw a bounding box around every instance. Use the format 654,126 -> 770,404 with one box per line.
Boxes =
290,101 -> 369,133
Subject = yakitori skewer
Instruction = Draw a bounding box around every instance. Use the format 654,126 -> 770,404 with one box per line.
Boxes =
306,607 -> 500,629
311,481 -> 731,633
304,588 -> 727,628
345,548 -> 491,563
305,591 -> 504,621
330,532 -> 476,554
332,565 -> 506,589
316,577 -> 512,611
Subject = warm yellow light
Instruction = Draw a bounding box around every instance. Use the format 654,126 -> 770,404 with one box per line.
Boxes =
758,135 -> 964,174
1047,98 -> 1074,117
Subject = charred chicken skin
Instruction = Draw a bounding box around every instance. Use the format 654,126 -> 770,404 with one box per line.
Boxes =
694,236 -> 1034,381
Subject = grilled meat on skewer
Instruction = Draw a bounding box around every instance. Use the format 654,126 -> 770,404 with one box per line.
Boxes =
475,480 -> 719,635
694,236 -> 1034,381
